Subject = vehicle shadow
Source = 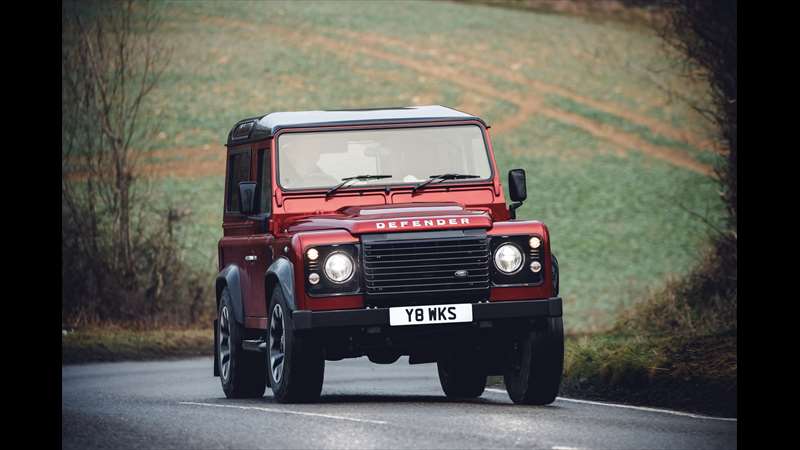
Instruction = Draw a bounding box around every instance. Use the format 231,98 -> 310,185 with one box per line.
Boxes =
317,393 -> 504,405
194,392 -> 563,409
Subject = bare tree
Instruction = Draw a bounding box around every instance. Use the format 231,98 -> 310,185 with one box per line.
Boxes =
663,0 -> 736,232
62,0 -> 192,325
654,0 -> 737,305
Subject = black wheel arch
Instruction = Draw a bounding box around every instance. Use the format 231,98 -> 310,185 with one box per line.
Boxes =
265,257 -> 298,312
216,265 -> 246,324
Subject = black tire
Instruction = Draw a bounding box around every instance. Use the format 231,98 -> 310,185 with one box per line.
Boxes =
551,254 -> 559,296
267,287 -> 325,403
437,350 -> 487,399
504,317 -> 564,405
217,287 -> 267,398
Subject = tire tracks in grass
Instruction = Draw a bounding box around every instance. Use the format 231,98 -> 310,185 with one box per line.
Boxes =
262,24 -> 713,176
182,15 -> 714,176
328,29 -> 719,155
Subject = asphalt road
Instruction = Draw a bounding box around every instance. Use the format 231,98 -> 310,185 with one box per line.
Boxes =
62,356 -> 736,449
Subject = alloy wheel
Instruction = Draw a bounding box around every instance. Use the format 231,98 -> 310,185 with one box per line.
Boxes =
269,303 -> 286,383
219,305 -> 231,381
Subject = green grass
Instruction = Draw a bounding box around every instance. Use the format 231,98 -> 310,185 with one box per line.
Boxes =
142,0 -> 713,149
493,116 -> 724,331
120,0 -> 725,334
147,175 -> 224,272
546,95 -> 720,167
62,327 -> 212,364
564,330 -> 735,417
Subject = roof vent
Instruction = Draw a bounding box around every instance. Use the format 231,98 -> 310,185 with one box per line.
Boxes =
232,121 -> 255,140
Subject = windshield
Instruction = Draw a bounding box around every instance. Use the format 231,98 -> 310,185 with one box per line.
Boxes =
276,125 -> 492,190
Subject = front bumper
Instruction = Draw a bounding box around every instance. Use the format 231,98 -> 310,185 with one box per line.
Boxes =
292,297 -> 561,331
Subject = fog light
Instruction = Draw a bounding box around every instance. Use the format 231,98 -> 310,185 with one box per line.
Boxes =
308,273 -> 320,284
306,248 -> 319,261
529,236 -> 541,249
530,261 -> 542,273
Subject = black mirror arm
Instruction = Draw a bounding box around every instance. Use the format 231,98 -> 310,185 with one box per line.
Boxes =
509,200 -> 523,220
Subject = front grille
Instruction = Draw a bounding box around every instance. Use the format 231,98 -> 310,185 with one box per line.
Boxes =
362,230 -> 490,306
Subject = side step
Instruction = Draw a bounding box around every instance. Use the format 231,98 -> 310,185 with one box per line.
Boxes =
242,339 -> 267,353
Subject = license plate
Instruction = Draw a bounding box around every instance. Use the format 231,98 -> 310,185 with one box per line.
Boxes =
389,303 -> 473,326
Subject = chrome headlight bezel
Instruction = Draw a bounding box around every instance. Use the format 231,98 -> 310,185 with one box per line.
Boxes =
323,251 -> 355,284
493,243 -> 524,275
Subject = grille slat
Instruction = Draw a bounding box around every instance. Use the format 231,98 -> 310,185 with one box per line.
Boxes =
365,261 -> 488,272
365,248 -> 488,258
362,268 -> 489,278
366,255 -> 488,265
367,274 -> 488,285
365,243 -> 488,253
367,286 -> 489,297
366,280 -> 488,290
362,232 -> 491,304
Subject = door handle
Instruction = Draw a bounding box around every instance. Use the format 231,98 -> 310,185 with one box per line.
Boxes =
245,255 -> 257,262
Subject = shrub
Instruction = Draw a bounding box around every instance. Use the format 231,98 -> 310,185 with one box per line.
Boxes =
62,0 -> 214,328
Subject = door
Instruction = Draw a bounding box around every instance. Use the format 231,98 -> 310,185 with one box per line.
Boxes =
220,145 -> 261,322
241,147 -> 274,328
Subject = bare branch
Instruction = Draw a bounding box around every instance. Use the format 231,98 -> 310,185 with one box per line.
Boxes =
63,0 -> 184,323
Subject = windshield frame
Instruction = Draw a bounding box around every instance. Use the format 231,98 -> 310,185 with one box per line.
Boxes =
273,121 -> 495,193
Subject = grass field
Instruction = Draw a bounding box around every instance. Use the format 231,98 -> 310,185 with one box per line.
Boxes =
136,0 -> 724,333
62,327 -> 211,365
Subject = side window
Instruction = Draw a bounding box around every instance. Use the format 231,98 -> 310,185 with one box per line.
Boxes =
226,149 -> 251,213
258,149 -> 271,214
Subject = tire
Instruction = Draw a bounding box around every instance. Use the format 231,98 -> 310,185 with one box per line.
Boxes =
267,287 -> 325,403
217,287 -> 267,398
551,254 -> 559,296
437,350 -> 487,399
504,317 -> 564,405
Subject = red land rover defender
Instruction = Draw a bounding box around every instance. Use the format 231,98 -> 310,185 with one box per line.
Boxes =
214,106 -> 563,404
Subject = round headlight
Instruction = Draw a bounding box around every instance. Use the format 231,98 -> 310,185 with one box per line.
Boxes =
494,243 -> 523,274
323,251 -> 354,283
529,236 -> 541,249
306,248 -> 319,261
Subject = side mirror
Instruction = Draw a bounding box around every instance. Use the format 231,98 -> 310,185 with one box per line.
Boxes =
508,169 -> 527,219
238,181 -> 257,215
508,169 -> 527,202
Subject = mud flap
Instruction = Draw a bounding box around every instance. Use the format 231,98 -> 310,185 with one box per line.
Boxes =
213,319 -> 219,377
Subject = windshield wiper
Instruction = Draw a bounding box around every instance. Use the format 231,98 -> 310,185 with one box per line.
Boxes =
412,173 -> 480,194
326,174 -> 393,198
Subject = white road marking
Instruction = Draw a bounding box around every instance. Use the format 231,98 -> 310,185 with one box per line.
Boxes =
483,388 -> 737,422
179,401 -> 389,425
552,446 -> 586,450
